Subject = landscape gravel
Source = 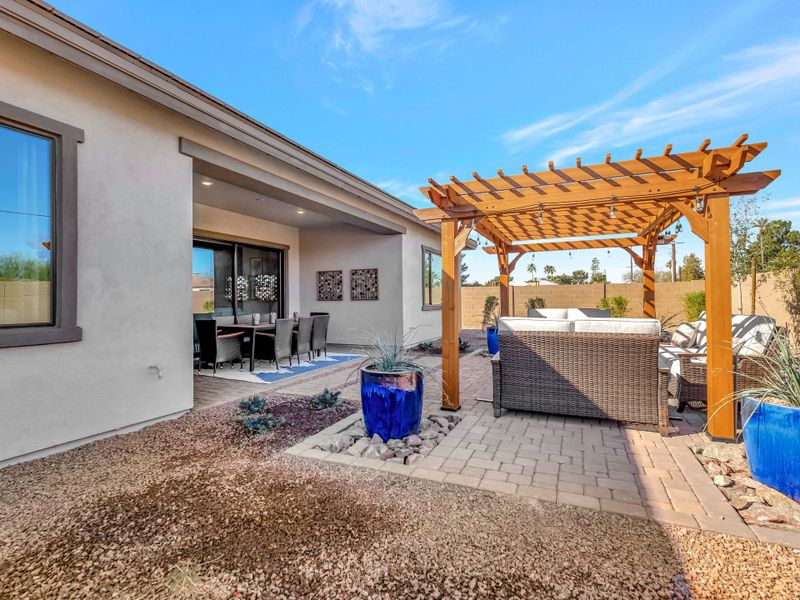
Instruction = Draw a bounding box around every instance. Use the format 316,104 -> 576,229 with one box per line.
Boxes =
1,395 -> 799,599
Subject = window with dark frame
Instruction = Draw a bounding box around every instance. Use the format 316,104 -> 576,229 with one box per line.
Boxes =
0,101 -> 82,348
422,246 -> 442,309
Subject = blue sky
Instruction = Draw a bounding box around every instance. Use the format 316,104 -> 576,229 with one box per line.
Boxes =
54,0 -> 800,282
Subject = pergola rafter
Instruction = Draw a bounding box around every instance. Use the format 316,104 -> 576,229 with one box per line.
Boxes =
414,136 -> 780,439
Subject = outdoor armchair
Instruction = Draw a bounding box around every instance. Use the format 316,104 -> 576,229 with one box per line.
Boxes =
195,318 -> 244,374
255,318 -> 294,370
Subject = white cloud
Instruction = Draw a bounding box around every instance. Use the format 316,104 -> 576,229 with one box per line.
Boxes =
501,37 -> 800,166
765,196 -> 800,209
378,179 -> 424,204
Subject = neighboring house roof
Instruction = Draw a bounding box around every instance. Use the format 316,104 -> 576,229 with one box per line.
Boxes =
2,0 -> 472,243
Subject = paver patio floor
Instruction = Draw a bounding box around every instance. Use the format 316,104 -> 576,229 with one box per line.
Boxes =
283,351 -> 800,549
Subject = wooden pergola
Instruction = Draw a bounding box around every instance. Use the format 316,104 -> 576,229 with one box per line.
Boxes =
414,136 -> 779,439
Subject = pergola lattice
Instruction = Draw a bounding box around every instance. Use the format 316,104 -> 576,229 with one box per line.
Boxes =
414,136 -> 779,438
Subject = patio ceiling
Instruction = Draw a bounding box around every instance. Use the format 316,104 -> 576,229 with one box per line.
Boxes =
414,135 -> 780,440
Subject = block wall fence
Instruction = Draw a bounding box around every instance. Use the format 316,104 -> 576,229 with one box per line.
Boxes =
460,274 -> 793,331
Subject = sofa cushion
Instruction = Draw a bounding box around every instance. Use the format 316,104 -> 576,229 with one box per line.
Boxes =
658,343 -> 700,370
573,318 -> 661,335
671,321 -> 698,348
526,308 -> 568,319
732,315 -> 776,356
567,307 -> 612,319
498,317 -> 574,332
694,312 -> 707,350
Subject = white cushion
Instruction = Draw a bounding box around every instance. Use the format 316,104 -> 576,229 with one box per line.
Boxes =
573,318 -> 661,335
693,314 -> 707,350
567,307 -> 611,319
658,343 -> 699,370
732,315 -> 776,356
526,308 -> 568,319
671,322 -> 698,348
498,317 -> 574,332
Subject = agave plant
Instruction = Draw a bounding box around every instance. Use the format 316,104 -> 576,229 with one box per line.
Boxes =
360,328 -> 425,373
736,330 -> 800,411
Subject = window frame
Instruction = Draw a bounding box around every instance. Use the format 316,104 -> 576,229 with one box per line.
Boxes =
0,100 -> 83,348
421,245 -> 442,311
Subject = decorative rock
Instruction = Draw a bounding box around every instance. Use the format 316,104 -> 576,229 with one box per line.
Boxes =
419,418 -> 433,431
332,436 -> 354,453
371,433 -> 384,445
362,445 -> 382,460
395,448 -> 414,458
741,503 -> 792,524
346,438 -> 370,456
405,434 -> 423,447
405,453 -> 425,466
701,442 -> 745,463
380,448 -> 396,461
713,475 -> 734,488
730,496 -> 755,511
419,430 -> 439,440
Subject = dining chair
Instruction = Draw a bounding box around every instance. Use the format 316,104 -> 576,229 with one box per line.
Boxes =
311,314 -> 330,358
293,317 -> 314,363
195,318 -> 244,374
255,318 -> 294,370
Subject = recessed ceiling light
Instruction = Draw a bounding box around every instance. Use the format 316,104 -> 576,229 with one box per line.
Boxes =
201,179 -> 213,187
296,208 -> 306,214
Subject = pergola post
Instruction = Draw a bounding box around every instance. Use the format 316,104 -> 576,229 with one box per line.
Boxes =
704,195 -> 735,439
496,248 -> 511,316
642,235 -> 657,318
440,219 -> 460,411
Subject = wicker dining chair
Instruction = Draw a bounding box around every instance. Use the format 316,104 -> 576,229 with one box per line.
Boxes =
195,318 -> 244,374
311,314 -> 330,358
293,317 -> 314,363
255,318 -> 294,370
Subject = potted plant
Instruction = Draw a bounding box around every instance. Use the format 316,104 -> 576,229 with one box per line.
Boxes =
482,295 -> 500,355
359,329 -> 425,442
737,331 -> 800,502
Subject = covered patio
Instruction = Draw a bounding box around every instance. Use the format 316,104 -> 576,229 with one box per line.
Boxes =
415,136 -> 780,439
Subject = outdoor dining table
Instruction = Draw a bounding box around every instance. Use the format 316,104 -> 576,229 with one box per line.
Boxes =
217,323 -> 275,372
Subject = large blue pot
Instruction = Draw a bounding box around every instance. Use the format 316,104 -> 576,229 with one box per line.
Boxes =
360,368 -> 423,442
486,327 -> 499,355
741,397 -> 800,502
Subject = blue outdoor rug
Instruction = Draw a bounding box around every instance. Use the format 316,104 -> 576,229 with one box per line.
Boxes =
197,353 -> 364,384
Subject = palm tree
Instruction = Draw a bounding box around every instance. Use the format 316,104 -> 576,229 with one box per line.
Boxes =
544,265 -> 555,280
526,256 -> 537,282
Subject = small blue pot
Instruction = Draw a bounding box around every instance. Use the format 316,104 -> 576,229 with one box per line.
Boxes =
486,327 -> 499,355
360,368 -> 423,442
741,397 -> 800,502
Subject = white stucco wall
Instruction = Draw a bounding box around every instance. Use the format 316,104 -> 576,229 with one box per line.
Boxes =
299,225 -> 404,345
0,34 -> 193,463
401,223 -> 445,345
192,204 -> 301,316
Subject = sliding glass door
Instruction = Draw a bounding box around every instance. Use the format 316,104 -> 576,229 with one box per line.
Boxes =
192,238 -> 283,319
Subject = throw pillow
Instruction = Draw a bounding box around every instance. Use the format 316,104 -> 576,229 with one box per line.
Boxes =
671,322 -> 698,348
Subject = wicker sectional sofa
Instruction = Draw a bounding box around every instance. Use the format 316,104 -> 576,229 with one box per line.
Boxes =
491,313 -> 669,435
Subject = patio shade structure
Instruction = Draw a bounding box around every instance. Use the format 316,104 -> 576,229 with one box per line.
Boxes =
414,136 -> 779,439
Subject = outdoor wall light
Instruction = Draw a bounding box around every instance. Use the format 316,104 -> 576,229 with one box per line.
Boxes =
296,208 -> 306,214
201,179 -> 213,187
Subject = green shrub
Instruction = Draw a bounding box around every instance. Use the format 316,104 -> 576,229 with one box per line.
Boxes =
309,388 -> 341,411
458,337 -> 471,352
238,413 -> 284,434
526,297 -> 546,310
682,291 -> 706,322
238,395 -> 268,414
598,295 -> 629,318
416,341 -> 433,352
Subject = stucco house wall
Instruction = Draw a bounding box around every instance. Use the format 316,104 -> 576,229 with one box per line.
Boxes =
0,20 -> 445,465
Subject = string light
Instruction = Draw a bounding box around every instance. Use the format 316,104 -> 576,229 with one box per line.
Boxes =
694,186 -> 704,213
537,202 -> 543,225
610,195 -> 617,219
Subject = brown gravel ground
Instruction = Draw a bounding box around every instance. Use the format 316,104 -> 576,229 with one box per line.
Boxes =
1,395 -> 799,600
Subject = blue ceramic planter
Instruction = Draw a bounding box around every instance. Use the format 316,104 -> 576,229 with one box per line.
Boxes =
741,397 -> 800,502
360,368 -> 423,442
486,327 -> 499,355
